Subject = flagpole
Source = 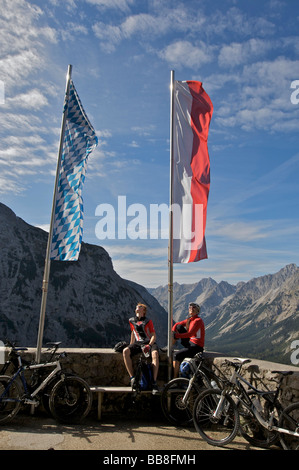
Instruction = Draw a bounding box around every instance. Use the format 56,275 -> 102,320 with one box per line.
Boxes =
35,64 -> 72,363
167,70 -> 175,381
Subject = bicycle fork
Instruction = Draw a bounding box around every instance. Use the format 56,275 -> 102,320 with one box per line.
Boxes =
182,376 -> 196,406
212,392 -> 227,419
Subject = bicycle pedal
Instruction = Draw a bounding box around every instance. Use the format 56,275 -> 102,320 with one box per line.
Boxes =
24,398 -> 39,406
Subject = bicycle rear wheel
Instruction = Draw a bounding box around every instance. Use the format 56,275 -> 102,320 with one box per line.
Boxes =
49,375 -> 92,424
193,388 -> 239,447
161,378 -> 202,426
0,375 -> 22,424
278,402 -> 299,450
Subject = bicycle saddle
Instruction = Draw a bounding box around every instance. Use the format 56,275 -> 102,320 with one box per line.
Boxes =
272,370 -> 294,376
226,358 -> 251,369
45,342 -> 62,348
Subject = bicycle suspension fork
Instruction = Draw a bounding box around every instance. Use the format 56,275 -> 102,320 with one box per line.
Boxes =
182,375 -> 196,405
212,390 -> 228,420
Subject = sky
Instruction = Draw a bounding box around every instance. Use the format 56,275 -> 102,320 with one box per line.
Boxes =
0,0 -> 299,288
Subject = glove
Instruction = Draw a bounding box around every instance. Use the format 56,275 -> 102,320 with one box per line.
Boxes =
142,344 -> 151,356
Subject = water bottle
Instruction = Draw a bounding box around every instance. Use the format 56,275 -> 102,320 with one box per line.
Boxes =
211,380 -> 218,389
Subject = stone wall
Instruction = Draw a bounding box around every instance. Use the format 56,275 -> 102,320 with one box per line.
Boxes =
2,348 -> 299,417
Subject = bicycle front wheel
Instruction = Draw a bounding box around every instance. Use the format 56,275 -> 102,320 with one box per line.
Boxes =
237,392 -> 279,449
278,402 -> 299,450
49,376 -> 92,424
193,389 -> 240,447
161,378 -> 202,426
0,375 -> 22,424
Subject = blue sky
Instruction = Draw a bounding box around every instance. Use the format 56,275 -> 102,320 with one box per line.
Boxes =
0,0 -> 299,288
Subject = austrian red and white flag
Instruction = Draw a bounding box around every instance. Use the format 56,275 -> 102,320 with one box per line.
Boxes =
172,80 -> 213,263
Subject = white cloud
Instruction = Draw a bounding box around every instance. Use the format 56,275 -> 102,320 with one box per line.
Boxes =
0,174 -> 25,195
0,50 -> 42,85
92,6 -> 205,51
2,135 -> 46,146
243,57 -> 299,87
210,220 -> 269,242
6,89 -> 48,109
35,223 -> 50,232
60,22 -> 89,41
218,38 -> 273,68
209,6 -> 275,38
128,140 -> 139,148
213,56 -> 299,132
0,1 -> 57,86
86,0 -> 134,11
158,40 -> 214,69
100,242 -> 168,287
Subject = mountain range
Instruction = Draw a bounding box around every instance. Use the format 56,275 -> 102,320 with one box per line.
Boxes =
0,203 -> 168,349
149,264 -> 299,365
1,201 -> 298,365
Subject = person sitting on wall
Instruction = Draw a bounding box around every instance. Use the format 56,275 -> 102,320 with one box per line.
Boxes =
123,303 -> 159,394
172,302 -> 205,378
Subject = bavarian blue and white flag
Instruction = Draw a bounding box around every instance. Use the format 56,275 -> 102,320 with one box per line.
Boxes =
50,79 -> 98,261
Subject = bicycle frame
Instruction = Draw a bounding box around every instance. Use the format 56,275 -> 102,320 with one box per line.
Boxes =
181,356 -> 223,406
225,363 -> 299,439
0,358 -> 62,405
181,361 -> 208,405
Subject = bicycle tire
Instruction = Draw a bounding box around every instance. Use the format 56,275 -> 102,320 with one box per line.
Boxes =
41,376 -> 61,415
49,375 -> 92,424
161,378 -> 203,426
193,388 -> 240,447
41,373 -> 78,415
0,375 -> 22,424
237,391 -> 279,449
278,402 -> 299,450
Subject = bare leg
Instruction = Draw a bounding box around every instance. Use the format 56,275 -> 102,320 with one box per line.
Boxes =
151,350 -> 159,381
173,360 -> 180,378
123,347 -> 134,377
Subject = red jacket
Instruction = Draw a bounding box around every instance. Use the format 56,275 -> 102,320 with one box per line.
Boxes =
172,314 -> 205,347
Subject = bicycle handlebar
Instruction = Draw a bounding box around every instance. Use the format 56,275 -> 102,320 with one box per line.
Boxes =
4,340 -> 66,364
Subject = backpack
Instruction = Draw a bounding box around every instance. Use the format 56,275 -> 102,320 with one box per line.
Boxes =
179,357 -> 199,378
139,362 -> 153,391
113,341 -> 128,352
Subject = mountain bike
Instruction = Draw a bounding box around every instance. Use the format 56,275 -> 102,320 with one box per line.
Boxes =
192,358 -> 299,449
0,341 -> 92,424
160,352 -> 226,426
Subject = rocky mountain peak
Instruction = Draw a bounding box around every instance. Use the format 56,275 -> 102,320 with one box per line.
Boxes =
150,264 -> 299,364
0,203 -> 168,348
